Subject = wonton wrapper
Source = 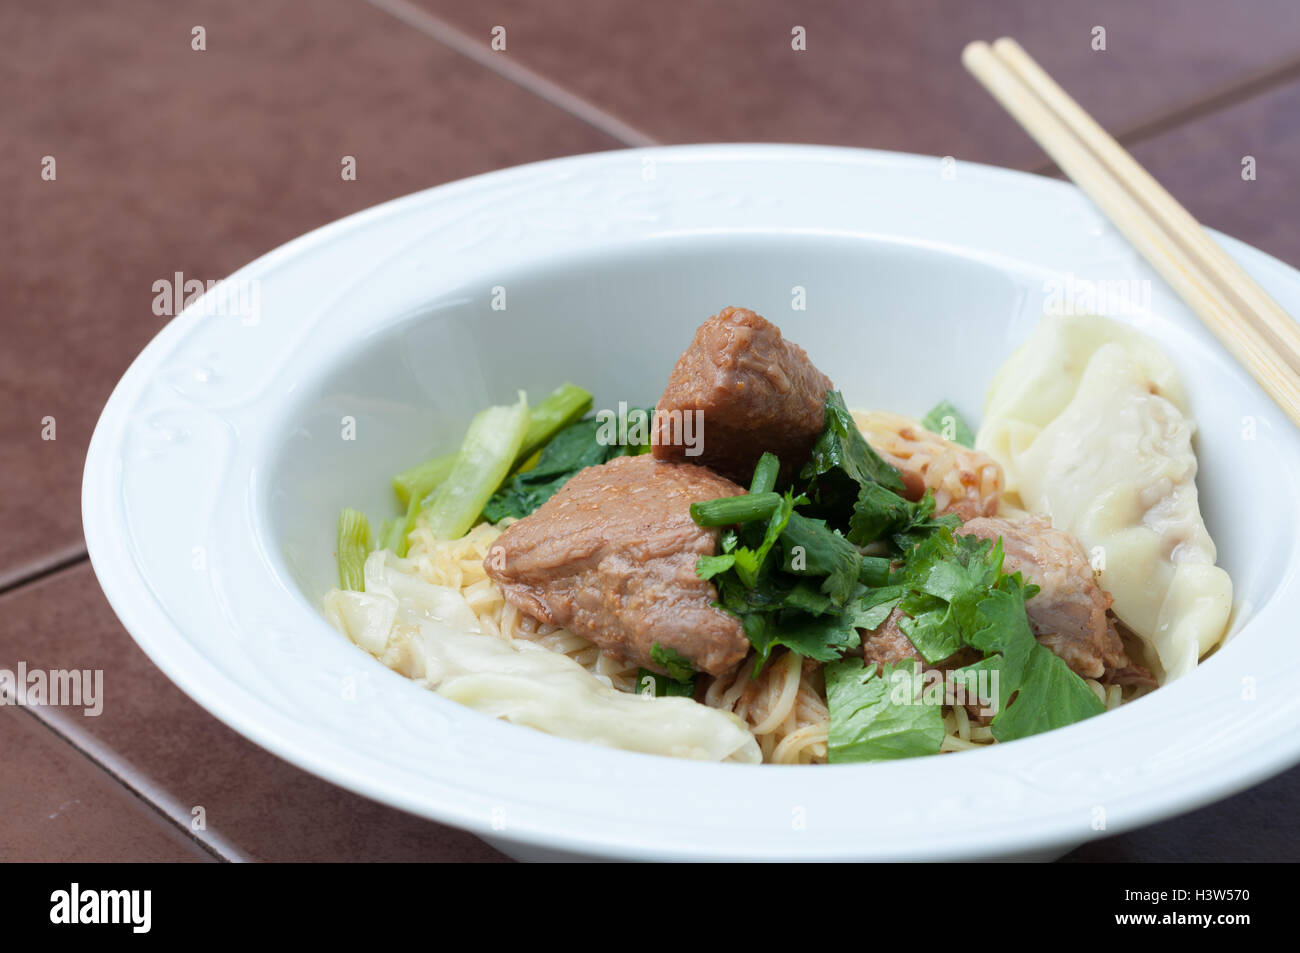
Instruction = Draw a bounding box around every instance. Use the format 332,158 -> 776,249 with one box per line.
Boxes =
976,315 -> 1231,683
324,551 -> 761,763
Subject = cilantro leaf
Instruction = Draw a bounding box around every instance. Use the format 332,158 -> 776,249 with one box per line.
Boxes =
891,529 -> 1004,664
695,553 -> 736,580
710,574 -> 858,668
920,399 -> 976,448
779,511 -> 861,605
954,577 -> 1105,741
649,642 -> 695,682
849,585 -> 904,631
847,482 -> 927,546
826,658 -> 945,763
636,668 -> 696,698
759,611 -> 862,664
848,486 -> 958,551
800,390 -> 906,511
734,490 -> 801,587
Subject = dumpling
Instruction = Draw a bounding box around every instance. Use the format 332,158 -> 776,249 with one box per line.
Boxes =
975,315 -> 1232,683
324,551 -> 762,763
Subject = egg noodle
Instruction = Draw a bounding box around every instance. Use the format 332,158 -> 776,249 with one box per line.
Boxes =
403,514 -> 1130,765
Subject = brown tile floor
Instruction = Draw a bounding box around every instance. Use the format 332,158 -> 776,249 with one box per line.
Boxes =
0,0 -> 619,586
4,0 -> 1299,861
1129,78 -> 1300,264
407,0 -> 1300,164
0,708 -> 213,862
0,564 -> 507,861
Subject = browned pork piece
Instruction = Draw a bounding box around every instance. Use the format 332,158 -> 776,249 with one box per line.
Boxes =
860,516 -> 1151,686
483,454 -> 749,677
653,307 -> 834,484
962,516 -> 1151,684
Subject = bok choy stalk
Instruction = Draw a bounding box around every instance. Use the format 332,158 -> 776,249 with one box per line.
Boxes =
388,492 -> 422,557
421,392 -> 530,540
392,383 -> 591,504
336,508 -> 373,590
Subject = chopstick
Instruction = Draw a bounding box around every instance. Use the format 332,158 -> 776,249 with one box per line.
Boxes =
962,38 -> 1300,427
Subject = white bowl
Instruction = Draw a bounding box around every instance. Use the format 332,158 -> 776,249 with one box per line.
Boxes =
84,144 -> 1300,861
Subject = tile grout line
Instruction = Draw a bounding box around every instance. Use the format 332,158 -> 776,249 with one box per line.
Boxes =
0,545 -> 88,597
1025,50 -> 1300,175
360,0 -> 661,148
13,704 -> 241,863
3,558 -> 254,862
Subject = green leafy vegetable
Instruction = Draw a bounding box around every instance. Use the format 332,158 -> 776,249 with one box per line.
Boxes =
336,508 -> 373,591
826,658 -> 946,763
594,404 -> 656,455
689,444 -> 907,670
849,585 -> 904,631
749,451 -> 780,495
422,393 -> 530,539
649,643 -> 696,682
388,490 -> 422,557
800,390 -> 906,514
891,530 -> 1005,664
393,383 -> 592,505
848,485 -> 959,551
520,382 -> 595,458
921,399 -> 975,448
779,512 -> 861,606
483,418 -> 614,522
751,609 -> 862,663
731,490 -> 801,587
639,644 -> 696,697
954,576 -> 1107,741
636,669 -> 696,698
695,553 -> 736,580
483,403 -> 652,523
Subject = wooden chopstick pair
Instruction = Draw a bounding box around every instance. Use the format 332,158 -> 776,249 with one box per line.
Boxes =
963,38 -> 1300,427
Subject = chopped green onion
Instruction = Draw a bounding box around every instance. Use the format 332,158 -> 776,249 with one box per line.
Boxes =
690,491 -> 782,527
391,383 -> 591,505
421,393 -> 530,540
337,508 -> 373,590
859,555 -> 892,588
749,452 -> 780,495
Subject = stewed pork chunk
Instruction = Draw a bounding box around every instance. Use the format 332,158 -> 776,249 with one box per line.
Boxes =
962,516 -> 1151,684
483,454 -> 749,677
653,307 -> 834,484
860,517 -> 1151,686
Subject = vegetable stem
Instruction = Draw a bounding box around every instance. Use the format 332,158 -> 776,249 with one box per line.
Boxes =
392,455 -> 456,508
392,383 -> 591,504
519,382 -> 592,460
421,393 -> 530,540
388,490 -> 424,557
859,555 -> 892,588
336,508 -> 372,590
690,491 -> 782,527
